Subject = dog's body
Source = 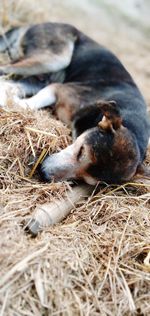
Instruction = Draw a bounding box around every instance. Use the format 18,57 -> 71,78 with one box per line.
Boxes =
0,22 -> 149,184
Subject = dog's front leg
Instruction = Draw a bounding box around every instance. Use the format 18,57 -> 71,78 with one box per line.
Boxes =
0,78 -> 43,108
16,84 -> 58,110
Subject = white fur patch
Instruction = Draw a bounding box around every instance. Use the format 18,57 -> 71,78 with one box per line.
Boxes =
83,175 -> 98,185
0,79 -> 22,107
0,79 -> 56,110
46,41 -> 74,72
15,85 -> 57,110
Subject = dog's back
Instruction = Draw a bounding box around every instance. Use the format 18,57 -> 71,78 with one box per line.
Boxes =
62,31 -> 149,161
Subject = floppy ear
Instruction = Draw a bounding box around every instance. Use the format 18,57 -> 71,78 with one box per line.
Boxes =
97,100 -> 122,132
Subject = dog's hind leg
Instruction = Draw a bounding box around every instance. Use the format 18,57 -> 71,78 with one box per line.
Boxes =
0,38 -> 75,76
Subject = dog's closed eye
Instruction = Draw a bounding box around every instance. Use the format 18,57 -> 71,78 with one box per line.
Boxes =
76,145 -> 85,161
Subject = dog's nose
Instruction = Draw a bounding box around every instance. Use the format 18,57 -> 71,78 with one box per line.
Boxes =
38,162 -> 54,182
38,144 -> 75,183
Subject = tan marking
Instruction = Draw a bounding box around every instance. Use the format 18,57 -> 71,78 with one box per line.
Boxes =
98,115 -> 113,131
76,168 -> 97,184
55,84 -> 81,124
112,128 -> 139,180
56,104 -> 72,124
97,100 -> 122,131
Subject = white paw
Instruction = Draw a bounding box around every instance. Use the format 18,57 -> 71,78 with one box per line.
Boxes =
0,84 -> 9,107
14,97 -> 37,110
0,92 -> 7,107
0,80 -> 21,108
14,97 -> 29,109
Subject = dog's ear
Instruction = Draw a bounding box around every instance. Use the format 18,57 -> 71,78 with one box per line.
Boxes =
97,100 -> 122,132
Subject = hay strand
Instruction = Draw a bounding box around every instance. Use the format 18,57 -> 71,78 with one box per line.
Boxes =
28,148 -> 48,179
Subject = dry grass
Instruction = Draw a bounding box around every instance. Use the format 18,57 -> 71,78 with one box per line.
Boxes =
0,0 -> 150,315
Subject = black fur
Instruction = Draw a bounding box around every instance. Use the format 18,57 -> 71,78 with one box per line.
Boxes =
0,22 -> 149,183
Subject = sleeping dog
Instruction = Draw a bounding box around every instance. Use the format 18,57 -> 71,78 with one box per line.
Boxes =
0,22 -> 149,184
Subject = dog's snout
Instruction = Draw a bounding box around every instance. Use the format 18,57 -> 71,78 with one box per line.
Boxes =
38,137 -> 94,183
39,145 -> 75,182
38,160 -> 54,182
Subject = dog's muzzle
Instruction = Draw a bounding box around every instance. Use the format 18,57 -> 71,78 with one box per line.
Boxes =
39,144 -> 77,182
39,131 -> 98,185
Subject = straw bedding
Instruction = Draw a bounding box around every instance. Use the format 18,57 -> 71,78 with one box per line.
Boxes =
0,1 -> 150,315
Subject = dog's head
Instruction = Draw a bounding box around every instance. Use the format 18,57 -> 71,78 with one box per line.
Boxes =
40,101 -> 140,184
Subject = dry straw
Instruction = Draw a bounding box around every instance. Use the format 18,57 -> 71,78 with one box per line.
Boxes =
0,84 -> 150,316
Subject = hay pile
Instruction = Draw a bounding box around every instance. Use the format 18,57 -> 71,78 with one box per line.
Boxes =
0,0 -> 150,315
0,106 -> 150,315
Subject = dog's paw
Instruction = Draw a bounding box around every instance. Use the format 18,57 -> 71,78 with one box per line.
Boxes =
0,81 -> 20,108
14,97 -> 37,110
0,85 -> 8,107
14,97 -> 29,109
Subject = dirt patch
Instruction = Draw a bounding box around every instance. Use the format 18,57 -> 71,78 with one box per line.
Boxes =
0,1 -> 150,315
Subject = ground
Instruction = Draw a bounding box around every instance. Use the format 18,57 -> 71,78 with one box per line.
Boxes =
0,0 -> 150,315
